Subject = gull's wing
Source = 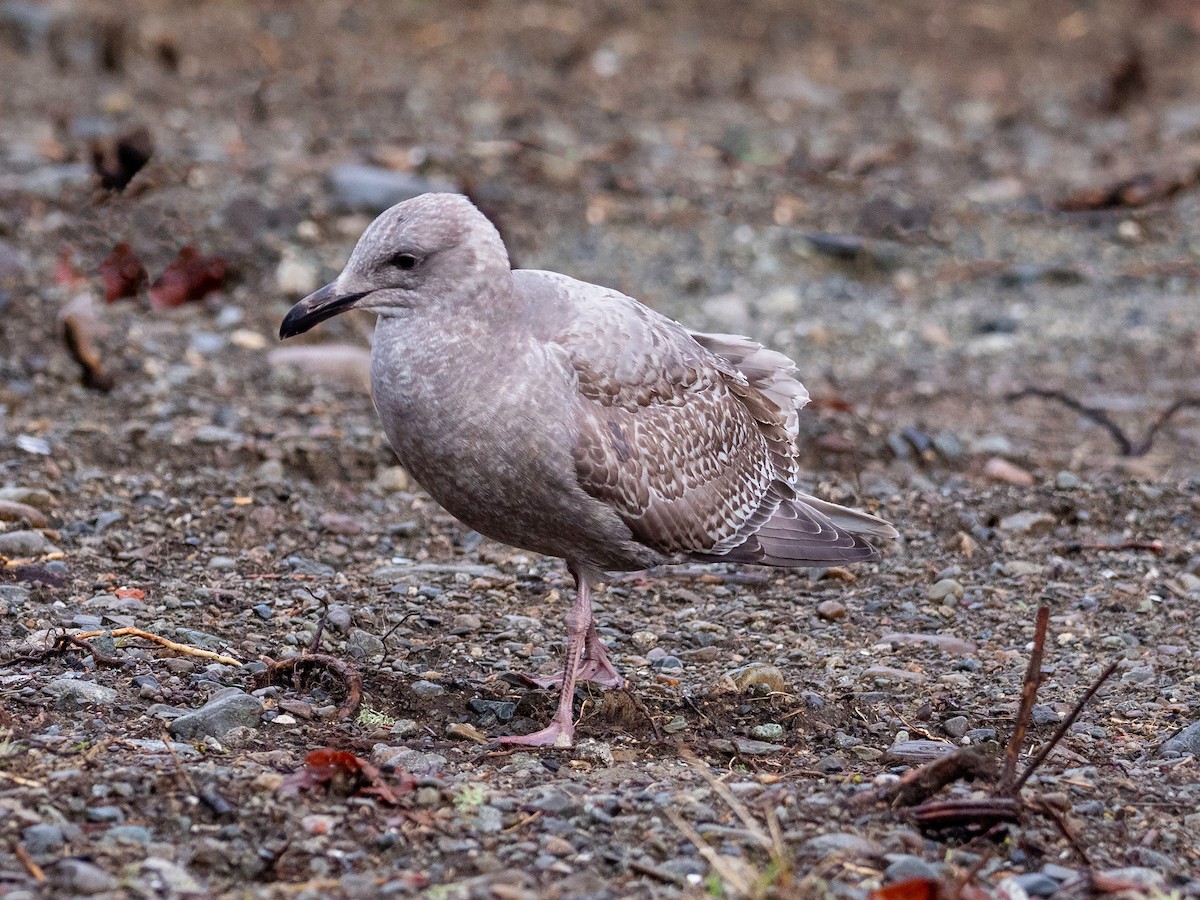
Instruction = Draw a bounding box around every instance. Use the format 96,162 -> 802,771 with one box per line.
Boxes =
518,271 -> 893,566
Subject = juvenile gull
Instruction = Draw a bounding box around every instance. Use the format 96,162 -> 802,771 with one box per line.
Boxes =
280,193 -> 897,748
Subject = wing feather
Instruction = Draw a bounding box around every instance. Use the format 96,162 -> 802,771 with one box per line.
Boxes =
521,270 -> 893,566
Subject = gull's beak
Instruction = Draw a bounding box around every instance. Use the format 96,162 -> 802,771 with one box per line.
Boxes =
279,282 -> 370,339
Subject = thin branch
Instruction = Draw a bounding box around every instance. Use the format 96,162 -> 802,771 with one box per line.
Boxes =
73,627 -> 241,666
1002,606 -> 1049,792
1013,661 -> 1119,793
257,653 -> 364,721
1006,387 -> 1200,456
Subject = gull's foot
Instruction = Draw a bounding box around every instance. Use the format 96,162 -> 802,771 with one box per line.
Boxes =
577,655 -> 624,690
505,657 -> 624,691
496,719 -> 574,748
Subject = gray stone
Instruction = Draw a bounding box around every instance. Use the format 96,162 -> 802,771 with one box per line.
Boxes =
371,745 -> 446,775
139,857 -> 206,895
472,805 -> 504,834
732,737 -> 784,756
529,788 -> 579,816
389,718 -> 419,737
44,678 -> 118,710
1161,720 -> 1200,756
349,627 -> 385,658
0,584 -> 31,603
998,511 -> 1056,535
927,578 -> 963,602
22,823 -> 65,855
932,431 -> 963,460
0,528 -> 59,556
884,855 -> 939,882
51,859 -> 117,895
329,164 -> 458,212
0,487 -> 52,509
326,605 -> 353,632
650,654 -> 683,670
468,698 -> 517,723
943,716 -> 969,738
575,739 -> 614,766
207,555 -> 237,570
100,825 -> 152,846
1011,872 -> 1061,896
1054,471 -> 1081,490
1094,867 -> 1165,891
168,691 -> 263,740
0,2 -> 57,52
285,555 -> 335,577
146,703 -> 189,719
1031,705 -> 1061,726
802,832 -> 882,859
409,679 -> 445,698
85,806 -> 125,824
965,727 -> 997,742
817,754 -> 845,773
749,723 -> 784,740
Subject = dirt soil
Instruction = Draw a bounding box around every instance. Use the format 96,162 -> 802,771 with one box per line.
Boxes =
2,1 -> 1200,898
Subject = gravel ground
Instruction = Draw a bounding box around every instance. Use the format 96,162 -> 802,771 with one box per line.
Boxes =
2,1 -> 1199,898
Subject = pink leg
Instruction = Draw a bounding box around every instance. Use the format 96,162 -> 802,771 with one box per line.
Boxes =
499,570 -> 592,748
520,621 -> 624,691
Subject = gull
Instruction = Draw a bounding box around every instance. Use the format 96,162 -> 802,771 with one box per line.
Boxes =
280,193 -> 896,747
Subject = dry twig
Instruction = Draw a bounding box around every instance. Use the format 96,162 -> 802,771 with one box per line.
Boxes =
256,653 -> 364,721
1013,661 -> 1119,793
73,627 -> 241,666
5,631 -> 124,667
1001,606 -> 1049,791
14,844 -> 45,883
1007,387 -> 1200,456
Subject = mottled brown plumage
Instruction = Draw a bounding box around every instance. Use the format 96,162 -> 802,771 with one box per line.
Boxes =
280,193 -> 897,747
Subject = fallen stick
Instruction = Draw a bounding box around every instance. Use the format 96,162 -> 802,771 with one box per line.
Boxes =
73,627 -> 242,666
859,748 -> 996,809
1057,540 -> 1164,555
1001,606 -> 1048,791
1006,387 -> 1200,456
256,653 -> 363,721
1013,661 -> 1119,793
5,631 -> 124,667
14,844 -> 45,883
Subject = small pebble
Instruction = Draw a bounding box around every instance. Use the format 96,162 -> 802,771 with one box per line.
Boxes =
409,680 -> 444,698
927,578 -> 963,602
750,723 -> 784,740
942,716 -> 968,738
816,599 -> 846,620
983,457 -> 1035,486
726,663 -> 787,694
1054,471 -> 1081,489
446,722 -> 488,743
885,855 -> 940,882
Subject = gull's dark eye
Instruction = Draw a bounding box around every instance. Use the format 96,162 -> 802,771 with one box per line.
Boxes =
391,253 -> 419,271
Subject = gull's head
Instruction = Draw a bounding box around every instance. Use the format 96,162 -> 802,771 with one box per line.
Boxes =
279,192 -> 509,339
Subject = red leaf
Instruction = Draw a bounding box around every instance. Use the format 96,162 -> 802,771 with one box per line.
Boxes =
278,747 -> 414,805
114,587 -> 145,600
868,879 -> 940,900
149,246 -> 226,309
99,243 -> 148,303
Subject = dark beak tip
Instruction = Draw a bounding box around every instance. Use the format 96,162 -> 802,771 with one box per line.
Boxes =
278,281 -> 352,340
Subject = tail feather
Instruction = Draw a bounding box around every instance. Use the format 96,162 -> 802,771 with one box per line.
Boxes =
794,491 -> 898,540
694,496 -> 880,568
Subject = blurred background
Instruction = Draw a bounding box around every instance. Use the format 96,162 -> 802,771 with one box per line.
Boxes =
1,0 -> 1198,480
